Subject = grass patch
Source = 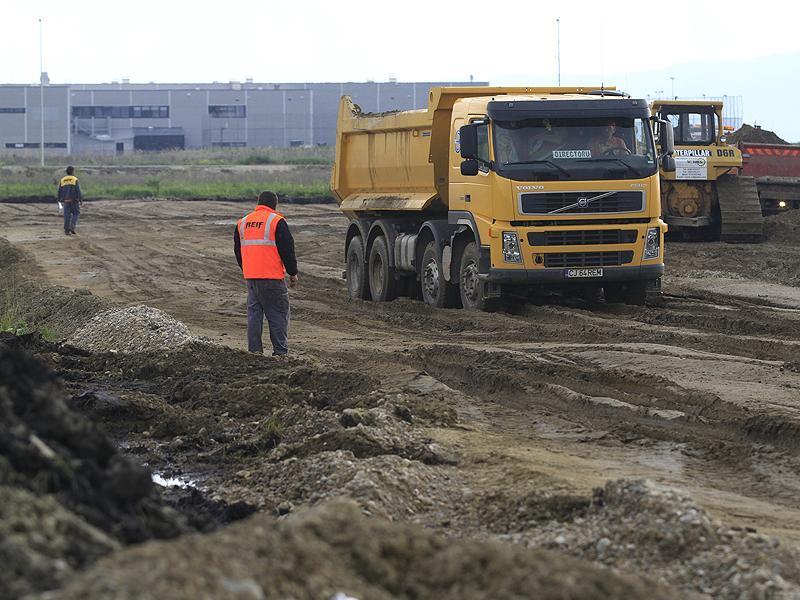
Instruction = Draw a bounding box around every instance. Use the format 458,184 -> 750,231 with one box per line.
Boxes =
0,147 -> 334,167
0,163 -> 332,201
1,284 -> 30,335
0,180 -> 331,201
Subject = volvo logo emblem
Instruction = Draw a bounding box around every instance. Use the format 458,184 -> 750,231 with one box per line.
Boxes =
577,197 -> 589,208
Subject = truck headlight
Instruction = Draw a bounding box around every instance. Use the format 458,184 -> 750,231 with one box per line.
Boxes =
502,231 -> 522,263
644,228 -> 660,260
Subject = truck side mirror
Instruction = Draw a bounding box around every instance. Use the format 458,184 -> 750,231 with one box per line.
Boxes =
657,118 -> 675,157
459,124 -> 479,159
661,155 -> 676,173
460,159 -> 479,176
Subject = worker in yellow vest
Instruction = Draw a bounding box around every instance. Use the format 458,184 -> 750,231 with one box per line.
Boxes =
234,191 -> 299,355
58,166 -> 83,235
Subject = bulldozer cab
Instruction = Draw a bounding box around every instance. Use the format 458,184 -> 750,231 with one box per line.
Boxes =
653,102 -> 722,146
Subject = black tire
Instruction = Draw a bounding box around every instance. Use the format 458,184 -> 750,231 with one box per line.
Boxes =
459,241 -> 496,311
346,236 -> 370,300
604,281 -> 646,305
368,235 -> 396,302
623,281 -> 647,305
420,241 -> 460,308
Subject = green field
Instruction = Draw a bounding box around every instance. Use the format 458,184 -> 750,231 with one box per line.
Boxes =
0,146 -> 334,167
0,163 -> 332,201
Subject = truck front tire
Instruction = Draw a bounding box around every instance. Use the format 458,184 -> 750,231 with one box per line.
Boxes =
604,281 -> 646,305
368,235 -> 396,302
459,242 -> 496,311
346,236 -> 370,300
420,241 -> 460,308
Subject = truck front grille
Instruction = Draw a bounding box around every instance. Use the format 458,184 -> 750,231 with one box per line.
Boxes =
528,229 -> 638,246
544,251 -> 634,268
520,191 -> 644,215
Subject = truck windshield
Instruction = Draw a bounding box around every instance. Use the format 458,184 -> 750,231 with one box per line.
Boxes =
493,117 -> 657,181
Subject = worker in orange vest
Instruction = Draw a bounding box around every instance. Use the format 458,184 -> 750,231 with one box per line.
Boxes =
234,191 -> 299,355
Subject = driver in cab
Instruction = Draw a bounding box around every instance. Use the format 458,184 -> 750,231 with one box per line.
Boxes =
588,120 -> 630,157
523,119 -> 568,161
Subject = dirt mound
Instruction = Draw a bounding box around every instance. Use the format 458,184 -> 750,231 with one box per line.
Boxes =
764,210 -> 800,245
54,499 -> 675,600
67,305 -> 198,353
727,124 -> 788,145
0,237 -> 108,340
0,337 -> 188,598
491,479 -> 800,598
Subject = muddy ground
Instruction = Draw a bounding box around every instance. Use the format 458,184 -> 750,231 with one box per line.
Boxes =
4,199 -> 800,598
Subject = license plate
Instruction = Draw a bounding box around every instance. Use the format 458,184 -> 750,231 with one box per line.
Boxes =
564,268 -> 603,278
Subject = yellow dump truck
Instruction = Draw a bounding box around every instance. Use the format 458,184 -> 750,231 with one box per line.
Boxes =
332,87 -> 674,309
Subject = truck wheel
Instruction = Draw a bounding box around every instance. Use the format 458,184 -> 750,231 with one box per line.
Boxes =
346,236 -> 370,300
459,242 -> 496,311
368,235 -> 396,302
623,281 -> 647,305
420,241 -> 460,308
604,282 -> 646,305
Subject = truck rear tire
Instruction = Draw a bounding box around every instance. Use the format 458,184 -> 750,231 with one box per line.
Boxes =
420,241 -> 460,308
459,242 -> 496,311
368,235 -> 397,302
346,236 -> 370,300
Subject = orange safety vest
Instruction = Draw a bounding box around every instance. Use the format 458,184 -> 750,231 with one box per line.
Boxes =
237,205 -> 286,279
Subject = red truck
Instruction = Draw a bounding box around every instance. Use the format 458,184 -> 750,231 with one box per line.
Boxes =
737,142 -> 800,214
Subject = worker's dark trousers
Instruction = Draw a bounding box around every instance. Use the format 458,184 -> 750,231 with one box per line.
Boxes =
63,202 -> 80,233
246,278 -> 290,355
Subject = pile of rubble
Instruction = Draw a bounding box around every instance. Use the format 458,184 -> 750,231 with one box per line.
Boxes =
68,305 -> 197,354
0,338 -> 189,598
500,479 -> 800,598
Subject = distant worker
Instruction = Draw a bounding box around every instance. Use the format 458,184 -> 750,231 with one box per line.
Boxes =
58,166 -> 83,235
234,191 -> 299,356
588,121 -> 630,157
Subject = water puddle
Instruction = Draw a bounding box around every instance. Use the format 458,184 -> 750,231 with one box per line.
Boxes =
152,472 -> 197,489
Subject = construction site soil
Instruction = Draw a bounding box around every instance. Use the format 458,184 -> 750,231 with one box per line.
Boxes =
4,198 -> 800,598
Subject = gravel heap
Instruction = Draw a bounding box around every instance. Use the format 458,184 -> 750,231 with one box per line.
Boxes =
67,305 -> 197,353
502,479 -> 800,598
726,124 -> 788,145
765,210 -> 800,246
0,338 -> 188,598
53,499 -> 676,600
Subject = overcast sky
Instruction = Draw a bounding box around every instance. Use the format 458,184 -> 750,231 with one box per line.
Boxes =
6,0 -> 800,138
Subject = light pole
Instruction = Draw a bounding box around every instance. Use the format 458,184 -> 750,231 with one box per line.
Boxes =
556,18 -> 561,86
39,17 -> 44,167
670,76 -> 675,99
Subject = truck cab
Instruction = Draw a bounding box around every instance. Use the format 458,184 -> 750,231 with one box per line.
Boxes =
452,93 -> 669,306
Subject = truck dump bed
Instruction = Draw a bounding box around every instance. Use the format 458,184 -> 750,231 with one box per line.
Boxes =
331,86 -> 612,217
739,142 -> 800,178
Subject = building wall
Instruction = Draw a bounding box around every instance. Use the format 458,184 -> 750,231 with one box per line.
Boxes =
0,81 -> 483,154
0,85 -> 70,155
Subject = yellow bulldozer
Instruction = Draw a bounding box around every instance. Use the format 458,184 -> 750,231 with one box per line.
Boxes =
652,100 -> 763,243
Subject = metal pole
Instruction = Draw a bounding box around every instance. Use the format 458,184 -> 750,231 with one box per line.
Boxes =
39,17 -> 44,167
670,76 -> 675,99
556,18 -> 561,86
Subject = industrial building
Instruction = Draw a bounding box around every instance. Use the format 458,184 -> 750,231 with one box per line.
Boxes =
0,80 -> 483,156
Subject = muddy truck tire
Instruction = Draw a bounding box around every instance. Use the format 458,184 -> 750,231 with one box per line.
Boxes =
346,236 -> 370,300
421,241 -> 460,308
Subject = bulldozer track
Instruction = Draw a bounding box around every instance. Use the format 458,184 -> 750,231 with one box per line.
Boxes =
717,174 -> 764,243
